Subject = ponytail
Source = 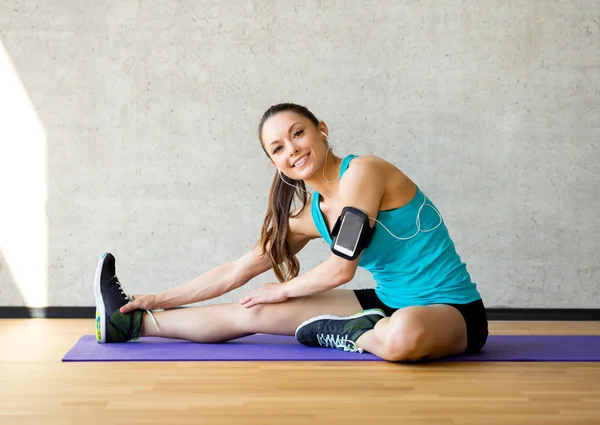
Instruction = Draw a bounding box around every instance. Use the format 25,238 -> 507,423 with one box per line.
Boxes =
255,171 -> 309,282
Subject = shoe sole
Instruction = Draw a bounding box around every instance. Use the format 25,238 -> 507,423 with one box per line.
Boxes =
294,308 -> 386,340
93,253 -> 107,343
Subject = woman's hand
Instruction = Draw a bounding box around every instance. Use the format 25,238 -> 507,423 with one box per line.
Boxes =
240,283 -> 288,308
120,294 -> 159,313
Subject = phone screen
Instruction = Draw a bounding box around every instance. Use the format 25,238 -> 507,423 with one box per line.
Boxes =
334,211 -> 364,254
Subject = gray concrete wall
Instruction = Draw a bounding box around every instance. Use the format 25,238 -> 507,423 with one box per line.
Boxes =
0,1 -> 598,308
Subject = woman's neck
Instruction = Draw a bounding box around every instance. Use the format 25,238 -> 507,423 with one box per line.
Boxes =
305,153 -> 343,200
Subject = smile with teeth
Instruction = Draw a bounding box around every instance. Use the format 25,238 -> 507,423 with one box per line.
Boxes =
293,153 -> 310,168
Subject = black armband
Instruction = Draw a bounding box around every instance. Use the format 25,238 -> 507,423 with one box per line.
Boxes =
330,206 -> 374,261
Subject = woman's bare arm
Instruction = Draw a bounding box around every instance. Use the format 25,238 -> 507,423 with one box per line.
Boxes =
152,209 -> 314,310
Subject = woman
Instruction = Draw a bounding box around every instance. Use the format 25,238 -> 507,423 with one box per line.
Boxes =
94,103 -> 488,362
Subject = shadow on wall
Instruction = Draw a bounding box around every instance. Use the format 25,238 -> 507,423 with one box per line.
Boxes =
0,248 -> 51,318
0,248 -> 26,307
0,247 -> 62,318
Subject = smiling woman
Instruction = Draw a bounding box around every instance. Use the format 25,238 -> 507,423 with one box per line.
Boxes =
255,103 -> 341,284
94,103 -> 488,363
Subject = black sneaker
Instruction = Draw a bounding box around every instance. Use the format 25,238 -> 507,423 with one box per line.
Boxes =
295,309 -> 386,353
94,252 -> 144,343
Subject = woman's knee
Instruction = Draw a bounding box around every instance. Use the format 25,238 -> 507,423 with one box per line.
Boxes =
235,301 -> 300,334
380,308 -> 429,361
238,303 -> 270,327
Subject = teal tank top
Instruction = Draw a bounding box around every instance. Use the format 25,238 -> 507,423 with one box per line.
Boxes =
311,154 -> 481,308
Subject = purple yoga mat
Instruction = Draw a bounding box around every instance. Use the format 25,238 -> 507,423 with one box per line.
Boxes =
62,334 -> 600,362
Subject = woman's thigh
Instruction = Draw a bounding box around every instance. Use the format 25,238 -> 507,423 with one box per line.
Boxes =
237,288 -> 364,335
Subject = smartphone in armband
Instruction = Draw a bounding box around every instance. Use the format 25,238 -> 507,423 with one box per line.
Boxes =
331,207 -> 372,260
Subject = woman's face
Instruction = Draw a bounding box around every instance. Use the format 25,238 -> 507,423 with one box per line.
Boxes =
261,111 -> 328,179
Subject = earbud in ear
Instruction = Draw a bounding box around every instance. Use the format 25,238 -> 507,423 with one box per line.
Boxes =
321,131 -> 327,138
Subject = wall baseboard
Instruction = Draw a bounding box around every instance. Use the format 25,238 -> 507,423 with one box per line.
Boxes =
0,307 -> 96,319
1,306 -> 600,321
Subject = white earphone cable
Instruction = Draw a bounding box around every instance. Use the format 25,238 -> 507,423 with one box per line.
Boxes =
276,140 -> 443,241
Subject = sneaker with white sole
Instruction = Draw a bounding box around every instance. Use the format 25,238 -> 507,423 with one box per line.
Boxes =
294,309 -> 386,353
94,252 -> 145,343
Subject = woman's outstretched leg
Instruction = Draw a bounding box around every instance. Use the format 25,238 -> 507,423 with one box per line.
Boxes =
94,252 -> 362,343
139,290 -> 362,343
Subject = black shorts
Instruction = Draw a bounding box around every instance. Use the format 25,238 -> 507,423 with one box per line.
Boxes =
353,289 -> 489,354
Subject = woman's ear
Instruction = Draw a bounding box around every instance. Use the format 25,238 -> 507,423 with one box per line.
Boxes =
318,121 -> 329,139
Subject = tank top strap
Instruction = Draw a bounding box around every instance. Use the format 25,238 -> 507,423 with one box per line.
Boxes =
339,154 -> 358,178
311,154 -> 358,242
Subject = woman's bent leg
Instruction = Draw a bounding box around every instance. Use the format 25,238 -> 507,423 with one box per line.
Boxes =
141,289 -> 363,343
355,304 -> 468,361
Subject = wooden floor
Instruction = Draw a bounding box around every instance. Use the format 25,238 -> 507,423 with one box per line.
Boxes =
1,320 -> 599,425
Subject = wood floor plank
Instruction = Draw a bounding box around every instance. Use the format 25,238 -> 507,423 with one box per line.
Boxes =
0,319 -> 599,425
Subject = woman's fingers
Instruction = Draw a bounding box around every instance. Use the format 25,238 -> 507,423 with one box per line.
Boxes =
120,300 -> 136,313
240,291 -> 259,308
120,295 -> 143,313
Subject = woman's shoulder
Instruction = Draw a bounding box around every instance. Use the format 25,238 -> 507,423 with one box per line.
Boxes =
345,154 -> 417,209
349,153 -> 395,168
344,154 -> 399,179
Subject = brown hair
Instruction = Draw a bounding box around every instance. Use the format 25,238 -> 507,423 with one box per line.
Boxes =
256,103 -> 320,282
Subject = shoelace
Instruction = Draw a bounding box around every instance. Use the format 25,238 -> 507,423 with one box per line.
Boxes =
115,279 -> 160,332
316,333 -> 363,353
